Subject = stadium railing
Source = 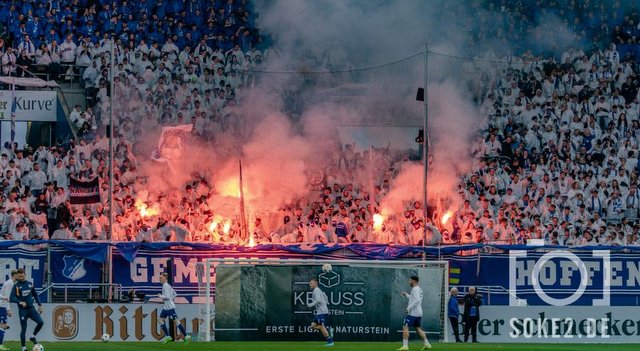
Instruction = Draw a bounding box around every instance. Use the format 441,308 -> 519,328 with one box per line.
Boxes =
40,283 -> 122,303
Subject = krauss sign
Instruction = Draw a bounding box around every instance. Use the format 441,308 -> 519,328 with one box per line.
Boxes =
292,270 -> 366,316
287,268 -> 377,336
215,265 -> 444,341
0,90 -> 57,122
268,265 -> 397,340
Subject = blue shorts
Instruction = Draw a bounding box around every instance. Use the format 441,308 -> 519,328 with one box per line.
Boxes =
0,307 -> 6,324
313,313 -> 329,326
404,315 -> 422,328
18,307 -> 43,326
160,309 -> 178,320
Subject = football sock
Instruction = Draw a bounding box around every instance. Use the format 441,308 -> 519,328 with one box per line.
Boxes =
161,322 -> 170,337
177,323 -> 187,336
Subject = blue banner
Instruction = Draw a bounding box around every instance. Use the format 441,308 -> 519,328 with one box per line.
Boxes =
112,246 -> 345,300
49,246 -> 103,284
112,242 -> 469,262
447,251 -> 640,306
0,240 -> 109,263
50,240 -> 109,263
3,241 -> 640,307
0,245 -> 47,289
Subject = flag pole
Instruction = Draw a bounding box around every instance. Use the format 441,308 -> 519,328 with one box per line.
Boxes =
368,143 -> 374,238
107,38 -> 115,302
239,159 -> 248,244
10,76 -> 15,145
108,38 -> 115,241
422,43 -> 429,261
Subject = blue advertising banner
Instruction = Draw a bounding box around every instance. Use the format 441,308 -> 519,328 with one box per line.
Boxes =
49,246 -> 103,284
0,245 -> 47,288
447,251 -> 640,306
111,246 -> 351,300
109,243 -> 640,305
3,241 -> 640,308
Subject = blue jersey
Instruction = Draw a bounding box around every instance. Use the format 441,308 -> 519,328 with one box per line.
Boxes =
335,222 -> 348,238
10,280 -> 40,309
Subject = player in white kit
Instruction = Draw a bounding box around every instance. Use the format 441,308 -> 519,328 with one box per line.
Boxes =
308,278 -> 334,347
398,275 -> 431,350
0,270 -> 16,351
158,273 -> 191,344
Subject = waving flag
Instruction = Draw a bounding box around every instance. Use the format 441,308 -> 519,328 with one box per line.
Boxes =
152,124 -> 193,162
69,177 -> 101,204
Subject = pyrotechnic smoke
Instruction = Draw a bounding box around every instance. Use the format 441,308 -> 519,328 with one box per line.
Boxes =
213,113 -> 313,211
252,0 -> 586,215
131,0 -> 590,222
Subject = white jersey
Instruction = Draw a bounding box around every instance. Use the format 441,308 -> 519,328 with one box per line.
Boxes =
406,285 -> 423,317
309,287 -> 329,315
159,282 -> 177,310
0,279 -> 14,310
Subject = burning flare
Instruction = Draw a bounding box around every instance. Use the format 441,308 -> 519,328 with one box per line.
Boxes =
373,214 -> 384,231
218,178 -> 241,198
136,200 -> 160,218
441,210 -> 454,225
223,222 -> 232,234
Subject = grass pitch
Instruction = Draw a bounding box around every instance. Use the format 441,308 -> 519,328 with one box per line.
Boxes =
5,342 -> 640,351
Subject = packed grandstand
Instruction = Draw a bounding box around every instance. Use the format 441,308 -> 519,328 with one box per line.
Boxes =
0,0 -> 639,246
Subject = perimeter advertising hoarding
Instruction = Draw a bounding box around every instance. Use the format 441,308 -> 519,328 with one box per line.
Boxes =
2,303 -> 200,342
215,264 -> 445,341
476,306 -> 640,343
0,90 -> 57,121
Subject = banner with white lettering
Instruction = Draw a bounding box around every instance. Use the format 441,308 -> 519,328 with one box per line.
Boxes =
475,306 -> 640,343
69,177 -> 101,204
2,303 -> 200,342
0,90 -> 57,122
215,265 -> 445,341
111,247 -> 319,300
447,251 -> 640,306
0,246 -> 47,288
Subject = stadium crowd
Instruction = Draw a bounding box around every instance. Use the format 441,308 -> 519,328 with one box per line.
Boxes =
0,0 -> 640,246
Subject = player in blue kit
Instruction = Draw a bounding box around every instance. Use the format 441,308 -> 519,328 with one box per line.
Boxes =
10,269 -> 44,351
308,278 -> 334,347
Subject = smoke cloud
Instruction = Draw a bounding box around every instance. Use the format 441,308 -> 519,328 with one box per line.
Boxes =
133,0 -> 592,222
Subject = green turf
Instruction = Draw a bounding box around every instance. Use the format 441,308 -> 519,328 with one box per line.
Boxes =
4,342 -> 640,351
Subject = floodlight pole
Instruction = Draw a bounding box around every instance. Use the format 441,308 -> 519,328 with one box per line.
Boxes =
422,44 -> 429,254
108,39 -> 115,241
107,39 -> 115,301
